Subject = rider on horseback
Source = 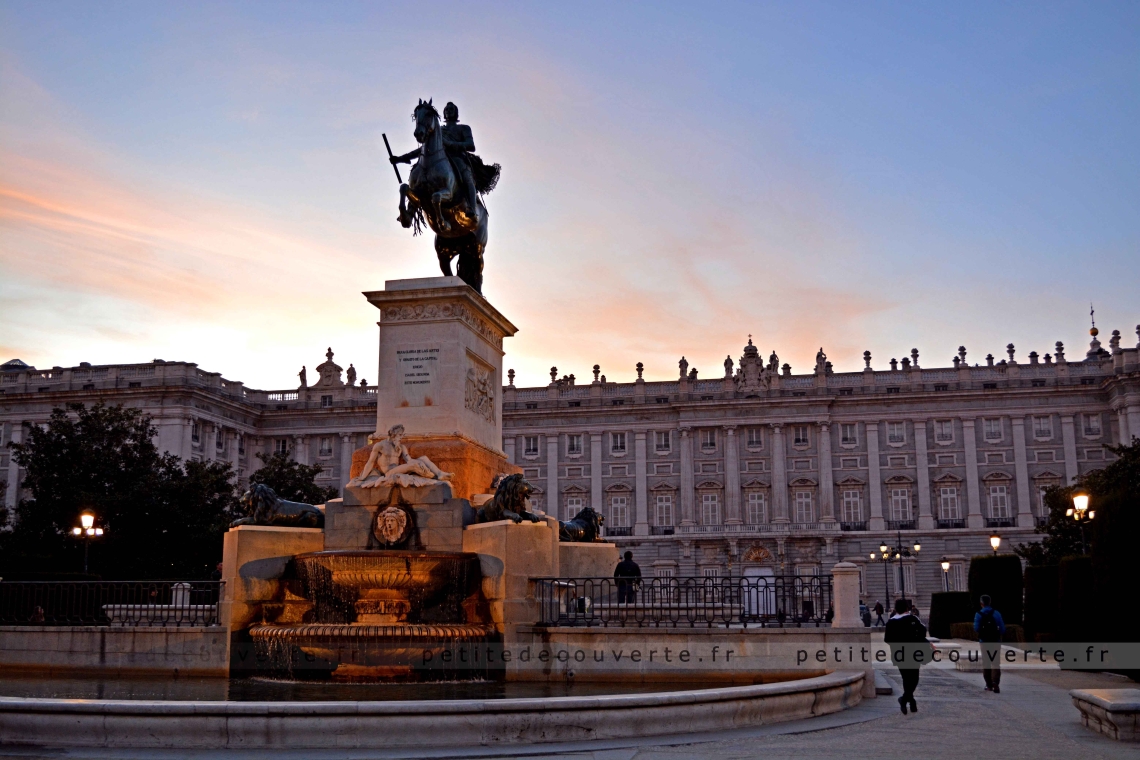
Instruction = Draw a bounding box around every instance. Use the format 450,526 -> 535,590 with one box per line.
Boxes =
390,101 -> 480,214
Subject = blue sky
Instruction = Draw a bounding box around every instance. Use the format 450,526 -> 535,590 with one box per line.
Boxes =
1,2 -> 1137,388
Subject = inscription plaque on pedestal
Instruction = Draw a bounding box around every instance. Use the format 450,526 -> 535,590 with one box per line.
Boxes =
395,344 -> 439,407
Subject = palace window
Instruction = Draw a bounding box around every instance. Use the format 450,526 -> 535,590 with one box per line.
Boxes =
274,439 -> 289,455
939,487 -> 961,520
936,454 -> 955,466
887,422 -> 905,444
988,485 -> 1010,519
191,421 -> 200,444
319,437 -> 333,457
889,488 -> 911,521
841,489 -> 862,522
746,427 -> 763,448
746,491 -> 767,524
950,563 -> 965,592
524,436 -> 539,456
794,490 -> 814,523
655,493 -> 674,526
935,420 -> 954,443
793,426 -> 809,446
610,495 -> 630,528
565,495 -> 584,519
703,567 -> 721,579
700,429 -> 716,451
888,455 -> 907,468
655,431 -> 671,453
1084,414 -> 1102,437
321,395 -> 333,408
237,435 -> 245,456
1033,416 -> 1052,439
654,463 -> 672,474
567,434 -> 582,455
841,423 -> 857,446
611,432 -> 627,454
655,566 -> 675,578
701,493 -> 720,525
840,457 -> 859,468
984,418 -> 1003,441
611,464 -> 628,476
215,429 -> 225,452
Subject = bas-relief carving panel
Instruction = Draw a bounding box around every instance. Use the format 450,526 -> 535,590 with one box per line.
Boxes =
381,301 -> 503,351
465,354 -> 495,423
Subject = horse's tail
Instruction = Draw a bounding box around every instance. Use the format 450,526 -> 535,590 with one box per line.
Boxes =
409,204 -> 427,236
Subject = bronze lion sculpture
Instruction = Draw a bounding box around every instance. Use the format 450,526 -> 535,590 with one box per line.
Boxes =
476,473 -> 542,524
231,484 -> 325,528
559,506 -> 605,542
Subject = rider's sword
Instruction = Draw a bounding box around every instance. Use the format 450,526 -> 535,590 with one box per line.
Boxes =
382,133 -> 402,184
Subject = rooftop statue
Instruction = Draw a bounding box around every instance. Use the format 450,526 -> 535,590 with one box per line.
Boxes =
386,100 -> 500,293
349,424 -> 454,488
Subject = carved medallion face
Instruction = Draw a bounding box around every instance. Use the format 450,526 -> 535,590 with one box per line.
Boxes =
375,506 -> 409,544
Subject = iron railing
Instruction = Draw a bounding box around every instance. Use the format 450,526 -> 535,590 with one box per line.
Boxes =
534,575 -> 833,628
0,581 -> 223,627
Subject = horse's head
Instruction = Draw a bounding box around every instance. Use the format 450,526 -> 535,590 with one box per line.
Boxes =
413,98 -> 439,144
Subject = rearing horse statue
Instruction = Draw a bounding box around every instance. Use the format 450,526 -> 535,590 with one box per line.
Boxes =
391,99 -> 498,293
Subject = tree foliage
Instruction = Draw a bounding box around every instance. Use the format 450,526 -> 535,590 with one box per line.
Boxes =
247,450 -> 338,505
1,403 -> 238,579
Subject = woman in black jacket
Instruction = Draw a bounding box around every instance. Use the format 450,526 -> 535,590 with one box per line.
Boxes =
884,598 -> 929,714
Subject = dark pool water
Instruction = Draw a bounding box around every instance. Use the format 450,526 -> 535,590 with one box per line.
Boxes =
0,676 -> 722,702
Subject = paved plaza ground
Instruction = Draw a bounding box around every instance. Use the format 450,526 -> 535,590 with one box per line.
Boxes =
0,667 -> 1134,760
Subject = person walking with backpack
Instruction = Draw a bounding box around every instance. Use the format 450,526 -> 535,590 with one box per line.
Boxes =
873,600 -> 885,626
884,598 -> 929,714
974,594 -> 1006,693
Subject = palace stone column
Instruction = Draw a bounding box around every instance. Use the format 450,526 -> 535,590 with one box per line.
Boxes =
1060,414 -> 1079,484
546,434 -> 559,519
770,424 -> 789,523
634,431 -> 649,535
914,419 -> 933,530
293,434 -> 307,465
723,426 -> 742,524
867,423 -> 884,531
182,416 -> 195,460
1011,417 -> 1033,527
679,427 -> 695,525
818,422 -> 835,523
5,422 -> 22,510
503,435 -> 516,464
590,430 -> 603,513
962,418 -> 984,528
339,434 -> 354,489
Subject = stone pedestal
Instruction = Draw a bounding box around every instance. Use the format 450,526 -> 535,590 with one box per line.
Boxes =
363,276 -> 518,453
830,561 -> 861,629
558,542 -> 620,579
462,518 -> 557,639
220,525 -> 324,632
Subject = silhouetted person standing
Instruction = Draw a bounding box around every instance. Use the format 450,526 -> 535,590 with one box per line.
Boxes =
974,594 -> 1006,693
885,598 -> 928,714
614,551 -> 641,604
874,600 -> 886,626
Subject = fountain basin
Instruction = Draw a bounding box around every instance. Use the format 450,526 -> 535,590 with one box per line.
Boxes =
0,670 -> 866,750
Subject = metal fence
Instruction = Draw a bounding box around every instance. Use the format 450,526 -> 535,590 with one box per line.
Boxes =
534,575 -> 833,628
0,581 -> 223,627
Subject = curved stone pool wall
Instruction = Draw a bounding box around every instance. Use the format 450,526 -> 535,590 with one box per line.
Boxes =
0,670 -> 864,750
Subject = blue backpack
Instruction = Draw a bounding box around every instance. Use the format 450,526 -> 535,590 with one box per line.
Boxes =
978,609 -> 1001,641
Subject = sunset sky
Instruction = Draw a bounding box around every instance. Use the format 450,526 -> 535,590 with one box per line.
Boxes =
2,2 -> 1137,390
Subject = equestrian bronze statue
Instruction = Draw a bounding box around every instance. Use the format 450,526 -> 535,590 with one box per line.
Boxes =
387,100 -> 500,293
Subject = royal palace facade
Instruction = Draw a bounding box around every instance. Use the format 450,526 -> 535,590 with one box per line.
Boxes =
3,325 -> 1139,610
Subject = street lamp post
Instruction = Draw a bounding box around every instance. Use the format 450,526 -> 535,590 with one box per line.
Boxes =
1066,490 -> 1095,555
70,510 -> 105,574
878,531 -> 921,603
940,559 -> 951,592
989,534 -> 1002,555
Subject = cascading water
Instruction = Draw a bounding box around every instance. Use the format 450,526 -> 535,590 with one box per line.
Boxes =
249,551 -> 498,681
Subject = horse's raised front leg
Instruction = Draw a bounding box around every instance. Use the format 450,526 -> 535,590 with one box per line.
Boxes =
432,189 -> 453,232
398,183 -> 412,228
